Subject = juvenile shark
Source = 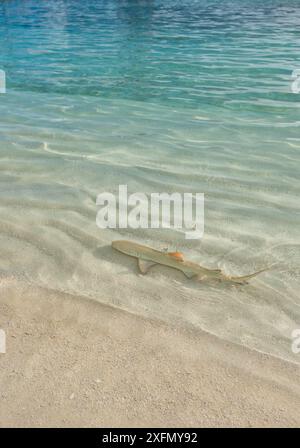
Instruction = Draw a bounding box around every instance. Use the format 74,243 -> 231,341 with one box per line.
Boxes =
112,240 -> 267,284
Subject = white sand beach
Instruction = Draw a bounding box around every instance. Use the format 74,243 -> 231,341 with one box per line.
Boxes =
0,278 -> 299,428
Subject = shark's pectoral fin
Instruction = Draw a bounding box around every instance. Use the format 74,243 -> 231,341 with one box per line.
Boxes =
138,259 -> 157,274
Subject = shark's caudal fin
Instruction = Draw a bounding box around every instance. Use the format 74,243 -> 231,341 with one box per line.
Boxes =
228,267 -> 268,284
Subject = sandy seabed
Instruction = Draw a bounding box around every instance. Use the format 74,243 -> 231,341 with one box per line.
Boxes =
0,278 -> 299,428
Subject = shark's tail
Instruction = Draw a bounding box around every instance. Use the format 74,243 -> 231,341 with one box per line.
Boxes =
227,267 -> 269,284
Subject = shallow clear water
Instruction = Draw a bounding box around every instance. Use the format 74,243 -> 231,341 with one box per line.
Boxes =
0,0 -> 300,363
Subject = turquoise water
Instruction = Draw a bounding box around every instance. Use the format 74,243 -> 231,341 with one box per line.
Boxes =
0,0 -> 300,363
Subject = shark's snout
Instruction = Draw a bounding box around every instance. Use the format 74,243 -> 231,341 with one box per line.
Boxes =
111,240 -> 122,249
112,240 -> 127,251
112,240 -> 144,258
112,240 -> 136,256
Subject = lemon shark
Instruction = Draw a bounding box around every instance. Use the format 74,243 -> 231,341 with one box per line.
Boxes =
112,240 -> 267,284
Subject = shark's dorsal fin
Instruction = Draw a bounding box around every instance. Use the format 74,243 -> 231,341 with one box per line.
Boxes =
168,252 -> 184,261
138,259 -> 157,274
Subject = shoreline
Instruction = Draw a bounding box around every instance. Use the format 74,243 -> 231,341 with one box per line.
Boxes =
0,279 -> 300,427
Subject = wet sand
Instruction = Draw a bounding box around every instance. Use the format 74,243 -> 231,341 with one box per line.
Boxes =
0,278 -> 299,428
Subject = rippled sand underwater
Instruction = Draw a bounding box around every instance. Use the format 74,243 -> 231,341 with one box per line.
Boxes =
0,0 -> 300,363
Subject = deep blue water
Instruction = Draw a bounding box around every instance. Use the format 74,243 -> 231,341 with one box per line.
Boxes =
1,0 -> 300,111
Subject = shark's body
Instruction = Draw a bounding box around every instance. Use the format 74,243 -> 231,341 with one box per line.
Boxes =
112,240 -> 266,284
